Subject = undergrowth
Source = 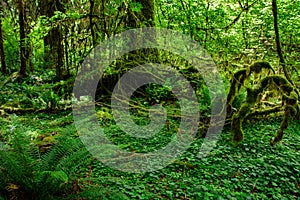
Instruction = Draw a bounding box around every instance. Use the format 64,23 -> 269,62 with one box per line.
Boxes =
0,112 -> 299,199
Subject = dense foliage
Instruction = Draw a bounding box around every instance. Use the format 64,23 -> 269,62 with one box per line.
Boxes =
0,0 -> 299,199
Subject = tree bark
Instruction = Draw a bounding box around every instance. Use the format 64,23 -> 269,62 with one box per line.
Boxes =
18,0 -> 26,76
100,0 -> 156,99
271,0 -> 285,65
271,0 -> 299,98
64,28 -> 70,76
39,0 -> 52,63
0,11 -> 7,75
39,0 -> 65,80
126,0 -> 156,64
24,0 -> 33,71
128,0 -> 155,28
56,25 -> 63,79
89,0 -> 96,47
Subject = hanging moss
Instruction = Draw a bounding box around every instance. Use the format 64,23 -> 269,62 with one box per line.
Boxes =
227,61 -> 298,145
246,106 -> 282,119
231,74 -> 298,145
260,75 -> 290,90
296,104 -> 300,119
227,61 -> 275,119
270,91 -> 299,145
249,61 -> 275,74
226,69 -> 247,117
231,88 -> 260,142
270,105 -> 293,146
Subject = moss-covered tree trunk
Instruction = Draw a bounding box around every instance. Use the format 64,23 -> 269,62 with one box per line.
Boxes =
271,0 -> 295,88
126,0 -> 156,60
24,0 -> 34,71
39,0 -> 65,80
95,0 -> 156,100
271,0 -> 284,66
89,0 -> 96,48
18,0 -> 26,76
56,25 -> 63,80
272,0 -> 299,100
39,0 -> 52,69
128,0 -> 155,28
0,10 -> 7,75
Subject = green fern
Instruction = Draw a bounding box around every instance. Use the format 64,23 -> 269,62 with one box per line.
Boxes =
0,114 -> 128,200
0,130 -> 92,200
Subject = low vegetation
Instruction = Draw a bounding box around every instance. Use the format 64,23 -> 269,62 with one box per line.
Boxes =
0,0 -> 300,199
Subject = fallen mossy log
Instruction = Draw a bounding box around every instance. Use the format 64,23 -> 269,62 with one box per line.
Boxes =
1,107 -> 35,114
231,75 -> 299,145
0,106 -> 72,115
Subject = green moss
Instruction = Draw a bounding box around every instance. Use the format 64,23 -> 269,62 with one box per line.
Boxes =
227,61 -> 275,119
226,69 -> 247,117
230,71 -> 299,145
249,61 -> 275,74
231,88 -> 259,143
270,107 -> 292,146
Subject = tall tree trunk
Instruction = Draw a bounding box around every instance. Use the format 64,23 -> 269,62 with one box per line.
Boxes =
18,0 -> 26,76
204,1 -> 210,48
24,0 -> 33,71
239,0 -> 249,49
64,28 -> 70,76
271,0 -> 285,66
39,0 -> 52,66
128,0 -> 155,28
39,0 -> 65,80
104,0 -> 156,99
139,0 -> 155,27
89,0 -> 96,48
0,9 -> 7,75
126,0 -> 156,65
272,0 -> 299,98
56,25 -> 63,79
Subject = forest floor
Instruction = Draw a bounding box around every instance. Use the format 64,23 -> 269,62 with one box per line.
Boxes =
1,109 -> 299,199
